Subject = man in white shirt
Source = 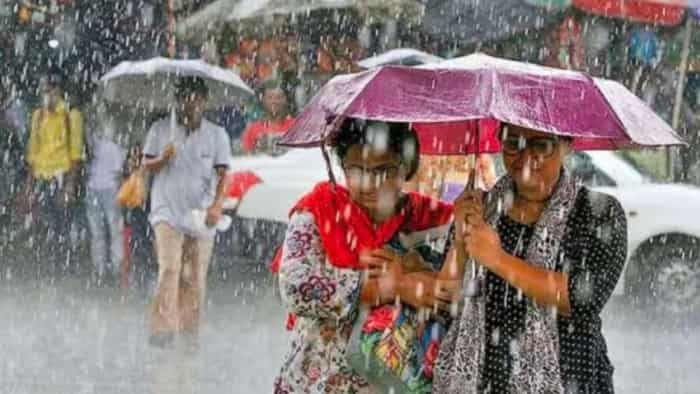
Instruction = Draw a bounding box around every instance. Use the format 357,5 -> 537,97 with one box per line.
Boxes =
143,77 -> 231,348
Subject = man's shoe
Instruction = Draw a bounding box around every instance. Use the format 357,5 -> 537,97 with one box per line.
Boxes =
180,332 -> 201,355
148,333 -> 175,348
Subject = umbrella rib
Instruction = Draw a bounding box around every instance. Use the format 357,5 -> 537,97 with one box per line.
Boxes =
585,75 -> 630,142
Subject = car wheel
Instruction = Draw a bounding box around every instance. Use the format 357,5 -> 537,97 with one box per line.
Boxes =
626,237 -> 700,317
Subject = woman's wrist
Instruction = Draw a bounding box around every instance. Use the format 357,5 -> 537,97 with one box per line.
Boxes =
480,247 -> 506,271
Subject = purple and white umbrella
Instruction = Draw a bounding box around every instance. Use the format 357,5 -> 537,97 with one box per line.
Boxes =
280,53 -> 685,154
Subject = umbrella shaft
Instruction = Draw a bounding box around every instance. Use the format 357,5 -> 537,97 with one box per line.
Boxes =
167,0 -> 176,58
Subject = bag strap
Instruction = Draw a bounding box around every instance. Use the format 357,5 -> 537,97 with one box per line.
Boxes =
64,108 -> 72,160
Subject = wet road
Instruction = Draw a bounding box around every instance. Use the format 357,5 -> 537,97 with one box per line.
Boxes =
0,273 -> 697,394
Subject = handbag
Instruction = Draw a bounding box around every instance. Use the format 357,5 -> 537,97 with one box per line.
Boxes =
347,304 -> 447,394
117,167 -> 146,208
347,225 -> 452,394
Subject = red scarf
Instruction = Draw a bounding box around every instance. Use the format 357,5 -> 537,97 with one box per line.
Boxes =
270,181 -> 453,272
270,182 -> 453,330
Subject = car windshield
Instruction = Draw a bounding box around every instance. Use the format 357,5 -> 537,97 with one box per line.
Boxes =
615,153 -> 661,183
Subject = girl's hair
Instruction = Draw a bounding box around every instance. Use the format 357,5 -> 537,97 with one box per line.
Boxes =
331,118 -> 420,180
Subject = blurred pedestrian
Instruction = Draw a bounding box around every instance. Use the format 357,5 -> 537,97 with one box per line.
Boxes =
24,69 -> 84,276
85,105 -> 126,286
239,79 -> 295,154
0,78 -> 29,261
0,79 -> 28,212
143,77 -> 231,348
122,142 -> 157,291
543,16 -> 585,71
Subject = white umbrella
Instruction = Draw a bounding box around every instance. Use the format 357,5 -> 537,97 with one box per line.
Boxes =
99,57 -> 253,110
357,48 -> 444,69
176,0 -> 239,40
230,0 -> 354,20
227,0 -> 423,22
177,0 -> 423,42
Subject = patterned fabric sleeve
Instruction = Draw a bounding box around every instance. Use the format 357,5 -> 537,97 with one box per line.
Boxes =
568,193 -> 628,317
278,211 -> 362,321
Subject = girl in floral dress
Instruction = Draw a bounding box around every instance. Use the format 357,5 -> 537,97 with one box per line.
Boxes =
272,119 -> 454,393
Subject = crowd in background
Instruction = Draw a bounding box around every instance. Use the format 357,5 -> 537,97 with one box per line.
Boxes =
0,3 -> 699,287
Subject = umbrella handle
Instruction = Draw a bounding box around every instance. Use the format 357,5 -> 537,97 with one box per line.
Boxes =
320,115 -> 342,188
461,121 -> 482,297
169,107 -> 177,141
467,120 -> 481,190
320,142 -> 337,187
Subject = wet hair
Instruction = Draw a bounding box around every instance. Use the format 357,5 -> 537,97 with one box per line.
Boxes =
332,118 -> 420,180
46,67 -> 64,89
175,76 -> 209,98
39,68 -> 65,93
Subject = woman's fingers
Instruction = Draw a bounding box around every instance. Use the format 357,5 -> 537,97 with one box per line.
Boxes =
360,249 -> 396,264
361,255 -> 390,279
455,190 -> 484,205
455,199 -> 481,212
367,248 -> 399,262
456,205 -> 483,226
359,251 -> 389,266
365,265 -> 386,279
461,204 -> 483,217
465,214 -> 483,228
455,191 -> 481,208
361,249 -> 403,279
434,280 -> 462,301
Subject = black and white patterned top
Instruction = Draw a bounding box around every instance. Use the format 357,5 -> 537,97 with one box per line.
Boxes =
480,188 -> 627,394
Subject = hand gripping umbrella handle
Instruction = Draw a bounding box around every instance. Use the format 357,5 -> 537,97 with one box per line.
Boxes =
461,121 -> 482,297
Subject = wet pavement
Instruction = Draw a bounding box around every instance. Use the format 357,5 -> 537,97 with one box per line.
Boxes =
0,272 -> 697,394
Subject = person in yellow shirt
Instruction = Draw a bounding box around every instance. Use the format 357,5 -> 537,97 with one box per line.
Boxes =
24,71 -> 84,276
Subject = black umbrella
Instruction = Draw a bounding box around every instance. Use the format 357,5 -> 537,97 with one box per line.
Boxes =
421,0 -> 564,45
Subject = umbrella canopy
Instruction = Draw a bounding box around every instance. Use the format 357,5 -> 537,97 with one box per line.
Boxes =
100,57 -> 253,110
178,0 -> 423,41
421,0 -> 564,45
227,170 -> 262,199
230,0 -> 354,19
176,0 -> 239,41
572,0 -> 686,25
227,0 -> 424,21
279,53 -> 685,153
357,48 -> 444,69
523,0 -> 571,7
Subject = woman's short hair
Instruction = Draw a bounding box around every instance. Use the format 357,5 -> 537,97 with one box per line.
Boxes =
331,118 -> 420,180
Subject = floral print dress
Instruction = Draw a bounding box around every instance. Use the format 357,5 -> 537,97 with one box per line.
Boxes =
274,212 -> 375,394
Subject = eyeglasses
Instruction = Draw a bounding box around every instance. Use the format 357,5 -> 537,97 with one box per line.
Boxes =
501,135 -> 560,158
343,164 -> 401,184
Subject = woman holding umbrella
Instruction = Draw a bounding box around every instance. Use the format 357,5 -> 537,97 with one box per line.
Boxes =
272,118 -> 454,393
433,124 -> 627,394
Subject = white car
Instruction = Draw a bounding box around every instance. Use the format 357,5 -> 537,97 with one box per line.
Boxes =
226,149 -> 344,222
567,151 -> 700,316
223,149 -> 700,316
